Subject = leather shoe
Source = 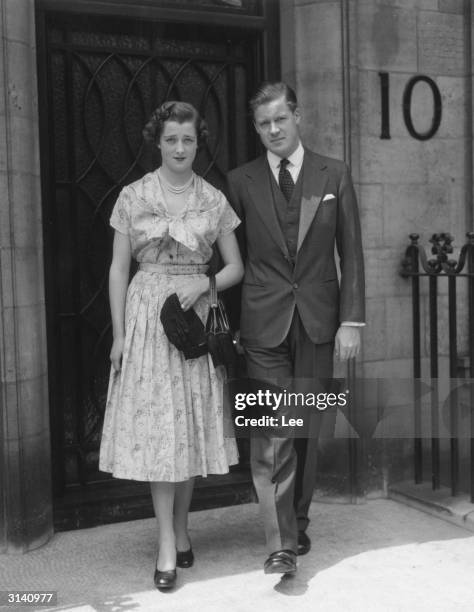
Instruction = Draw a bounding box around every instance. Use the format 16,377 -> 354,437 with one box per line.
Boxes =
154,568 -> 177,590
176,548 -> 194,568
263,550 -> 297,575
297,531 -> 311,556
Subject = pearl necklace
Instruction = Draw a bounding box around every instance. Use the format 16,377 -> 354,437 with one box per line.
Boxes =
158,169 -> 194,194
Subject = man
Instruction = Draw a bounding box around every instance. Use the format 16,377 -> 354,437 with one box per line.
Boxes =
226,82 -> 365,575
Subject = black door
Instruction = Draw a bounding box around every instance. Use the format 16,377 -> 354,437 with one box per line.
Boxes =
36,1 -> 280,529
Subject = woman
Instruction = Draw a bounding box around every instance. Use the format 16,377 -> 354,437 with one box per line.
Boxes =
99,101 -> 244,590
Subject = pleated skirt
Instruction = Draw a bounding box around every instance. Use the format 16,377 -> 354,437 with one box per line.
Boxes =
99,270 -> 238,482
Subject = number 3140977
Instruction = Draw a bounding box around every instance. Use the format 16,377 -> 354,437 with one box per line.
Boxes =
3,591 -> 57,606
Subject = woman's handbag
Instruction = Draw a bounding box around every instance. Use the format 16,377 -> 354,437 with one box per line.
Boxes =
206,275 -> 238,376
160,293 -> 208,360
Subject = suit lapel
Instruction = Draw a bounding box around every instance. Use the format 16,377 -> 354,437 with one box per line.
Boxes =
245,156 -> 289,257
296,151 -> 328,252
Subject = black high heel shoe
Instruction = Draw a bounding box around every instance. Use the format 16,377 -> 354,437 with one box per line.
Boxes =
176,548 -> 194,568
154,567 -> 177,590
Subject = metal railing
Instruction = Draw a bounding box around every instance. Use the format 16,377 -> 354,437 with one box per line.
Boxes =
401,232 -> 474,501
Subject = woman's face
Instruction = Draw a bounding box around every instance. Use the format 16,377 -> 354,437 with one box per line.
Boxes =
159,120 -> 198,176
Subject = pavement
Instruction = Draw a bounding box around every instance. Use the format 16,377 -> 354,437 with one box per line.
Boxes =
1,498 -> 474,612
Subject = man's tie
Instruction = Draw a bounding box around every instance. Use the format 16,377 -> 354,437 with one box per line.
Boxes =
278,158 -> 294,202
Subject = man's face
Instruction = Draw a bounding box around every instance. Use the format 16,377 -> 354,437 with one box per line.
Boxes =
253,95 -> 301,159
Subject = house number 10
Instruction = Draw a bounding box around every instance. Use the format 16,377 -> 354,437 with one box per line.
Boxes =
379,72 -> 442,141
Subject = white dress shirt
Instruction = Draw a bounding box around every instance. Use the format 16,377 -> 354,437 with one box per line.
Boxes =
267,141 -> 305,185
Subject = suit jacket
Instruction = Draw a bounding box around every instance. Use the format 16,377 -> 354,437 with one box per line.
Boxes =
226,148 -> 365,348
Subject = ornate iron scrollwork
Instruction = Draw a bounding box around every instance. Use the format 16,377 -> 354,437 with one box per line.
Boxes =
46,12 -> 257,487
401,232 -> 474,277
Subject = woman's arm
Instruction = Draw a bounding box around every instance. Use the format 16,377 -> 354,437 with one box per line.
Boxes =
214,231 -> 244,291
109,231 -> 132,370
176,232 -> 244,311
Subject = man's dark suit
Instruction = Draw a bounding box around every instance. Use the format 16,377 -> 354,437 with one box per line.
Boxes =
226,148 -> 365,553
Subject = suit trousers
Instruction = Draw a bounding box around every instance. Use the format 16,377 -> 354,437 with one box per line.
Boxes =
244,308 -> 334,553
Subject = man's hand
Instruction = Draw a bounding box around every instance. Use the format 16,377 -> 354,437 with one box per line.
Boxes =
334,326 -> 361,361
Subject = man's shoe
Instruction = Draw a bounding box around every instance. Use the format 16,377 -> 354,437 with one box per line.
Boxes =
297,531 -> 311,556
263,550 -> 297,574
176,548 -> 194,568
154,568 -> 177,590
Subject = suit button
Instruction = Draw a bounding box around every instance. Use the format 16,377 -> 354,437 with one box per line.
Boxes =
293,283 -> 298,289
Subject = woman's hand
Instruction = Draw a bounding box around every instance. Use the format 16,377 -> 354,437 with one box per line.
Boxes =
110,336 -> 125,371
176,278 -> 208,311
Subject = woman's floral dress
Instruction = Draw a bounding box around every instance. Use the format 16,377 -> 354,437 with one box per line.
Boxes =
99,170 -> 240,482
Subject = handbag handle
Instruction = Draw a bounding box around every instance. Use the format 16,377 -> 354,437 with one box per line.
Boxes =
208,275 -> 231,333
209,274 -> 218,308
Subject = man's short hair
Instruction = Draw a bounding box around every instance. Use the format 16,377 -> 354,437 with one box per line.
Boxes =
249,82 -> 298,115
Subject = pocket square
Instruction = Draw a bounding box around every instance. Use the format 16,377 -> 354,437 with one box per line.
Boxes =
322,193 -> 336,202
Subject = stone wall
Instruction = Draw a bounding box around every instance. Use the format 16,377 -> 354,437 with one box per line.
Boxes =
288,0 -> 471,379
0,0 -> 52,552
358,0 -> 470,379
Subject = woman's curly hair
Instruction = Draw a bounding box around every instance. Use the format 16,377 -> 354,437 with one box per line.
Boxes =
142,101 -> 208,149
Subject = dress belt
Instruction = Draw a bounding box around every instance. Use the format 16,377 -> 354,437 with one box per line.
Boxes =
139,262 -> 209,275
